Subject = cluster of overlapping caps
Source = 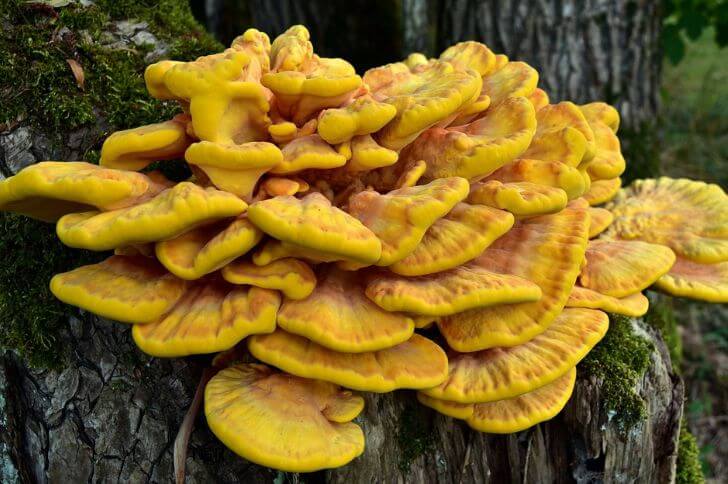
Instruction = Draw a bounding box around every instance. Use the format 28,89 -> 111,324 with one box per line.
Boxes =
1,25 -> 727,472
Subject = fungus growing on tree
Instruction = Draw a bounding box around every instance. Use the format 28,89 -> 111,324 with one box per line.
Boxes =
1,24 -> 725,474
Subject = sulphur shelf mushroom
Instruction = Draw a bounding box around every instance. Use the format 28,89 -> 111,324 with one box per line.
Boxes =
0,23 -> 725,474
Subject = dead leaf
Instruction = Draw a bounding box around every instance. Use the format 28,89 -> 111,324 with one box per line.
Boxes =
66,59 -> 85,90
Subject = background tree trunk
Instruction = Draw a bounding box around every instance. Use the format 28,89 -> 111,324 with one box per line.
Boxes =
0,1 -> 682,483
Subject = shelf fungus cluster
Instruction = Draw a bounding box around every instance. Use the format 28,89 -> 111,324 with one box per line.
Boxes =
1,25 -> 726,473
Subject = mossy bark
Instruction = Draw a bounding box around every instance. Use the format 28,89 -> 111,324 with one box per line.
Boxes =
0,1 -> 685,482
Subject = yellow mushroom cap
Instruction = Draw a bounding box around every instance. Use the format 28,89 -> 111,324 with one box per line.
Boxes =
0,161 -> 165,221
56,182 -> 247,251
347,177 -> 469,266
468,367 -> 576,433
248,331 -> 448,392
566,286 -> 649,317
588,207 -> 614,238
605,177 -> 728,264
480,61 -> 539,106
438,202 -> 589,351
389,203 -> 514,276
204,363 -> 365,472
580,120 -> 625,180
583,177 -> 621,206
535,102 -> 596,162
276,267 -> 415,352
654,257 -> 728,303
132,282 -> 280,357
270,25 -> 313,72
100,117 -> 191,171
365,263 -> 542,316
344,134 -> 399,172
418,367 -> 576,433
580,239 -> 676,297
365,60 -> 483,150
184,141 -> 283,200
485,158 -> 588,200
270,134 -> 348,174
468,180 -> 568,217
317,95 -> 397,145
580,102 -> 620,133
247,192 -> 381,264
252,239 -> 358,266
423,308 -> 607,403
402,96 -> 536,182
521,126 -> 588,167
527,87 -> 550,111
439,41 -> 497,76
155,216 -> 263,280
50,255 -> 186,323
221,257 -> 316,300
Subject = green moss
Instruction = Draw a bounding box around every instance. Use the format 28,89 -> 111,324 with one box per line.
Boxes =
0,0 -> 221,368
676,421 -> 706,484
580,315 -> 653,430
397,400 -> 435,473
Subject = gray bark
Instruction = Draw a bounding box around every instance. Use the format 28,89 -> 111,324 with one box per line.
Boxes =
1,316 -> 682,483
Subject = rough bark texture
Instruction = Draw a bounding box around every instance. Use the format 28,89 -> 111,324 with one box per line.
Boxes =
0,317 -> 682,483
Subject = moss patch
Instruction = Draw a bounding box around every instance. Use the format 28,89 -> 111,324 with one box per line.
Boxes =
580,315 -> 653,430
0,0 -> 221,368
676,421 -> 706,484
397,399 -> 435,473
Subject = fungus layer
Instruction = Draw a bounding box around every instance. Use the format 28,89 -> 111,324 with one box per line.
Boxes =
205,363 -> 365,472
221,257 -> 316,300
566,286 -> 649,317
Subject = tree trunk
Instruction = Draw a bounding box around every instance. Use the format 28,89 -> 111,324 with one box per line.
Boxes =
1,1 -> 681,483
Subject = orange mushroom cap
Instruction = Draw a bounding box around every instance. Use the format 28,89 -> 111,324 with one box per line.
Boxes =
566,285 -> 649,317
221,257 -> 317,300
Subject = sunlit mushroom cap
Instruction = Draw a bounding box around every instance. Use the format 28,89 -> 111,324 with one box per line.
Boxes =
56,182 -> 247,251
276,267 -> 414,352
365,263 -> 541,316
579,119 -> 625,180
148,49 -> 271,144
100,117 -> 191,171
485,158 -> 588,200
230,28 -> 272,73
480,61 -> 538,106
270,25 -> 313,72
204,363 -> 365,472
184,141 -> 283,200
580,102 -> 620,133
438,41 -> 497,76
0,162 -> 166,221
566,285 -> 649,317
248,331 -> 448,392
155,216 -> 262,280
364,60 -> 482,150
269,134 -> 348,174
317,95 -> 398,145
347,177 -> 469,266
654,257 -> 728,303
579,239 -> 676,297
401,96 -> 536,181
50,255 -> 186,323
521,126 -> 588,167
418,367 -> 576,433
132,282 -> 279,357
583,177 -> 621,206
535,102 -> 596,161
252,239 -> 356,266
467,180 -> 568,217
389,203 -> 514,276
587,207 -> 614,238
222,257 -> 316,300
438,202 -> 589,351
605,177 -> 728,264
526,88 -> 550,111
423,308 -> 607,403
342,134 -> 399,172
247,192 -> 381,264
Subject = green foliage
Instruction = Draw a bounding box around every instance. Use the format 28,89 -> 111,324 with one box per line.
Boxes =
644,296 -> 683,371
397,400 -> 435,473
0,0 -> 221,367
663,0 -> 728,64
580,315 -> 653,430
676,421 -> 706,484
